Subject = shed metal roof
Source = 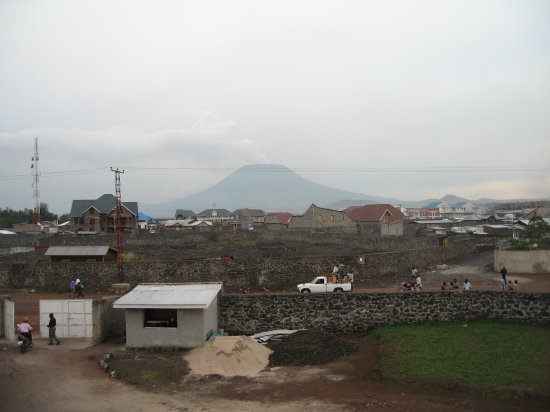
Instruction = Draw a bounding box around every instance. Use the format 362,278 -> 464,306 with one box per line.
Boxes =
113,283 -> 222,309
45,246 -> 116,256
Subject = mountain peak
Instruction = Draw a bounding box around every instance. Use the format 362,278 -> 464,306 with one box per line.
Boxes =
141,164 -> 395,215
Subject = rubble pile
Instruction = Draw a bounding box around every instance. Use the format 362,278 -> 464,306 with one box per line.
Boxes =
268,329 -> 356,367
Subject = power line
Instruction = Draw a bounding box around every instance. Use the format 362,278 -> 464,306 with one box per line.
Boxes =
0,165 -> 548,181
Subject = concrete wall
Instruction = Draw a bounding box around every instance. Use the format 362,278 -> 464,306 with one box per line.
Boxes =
494,250 -> 550,273
0,296 -> 5,338
204,296 -> 218,339
124,307 -> 210,348
288,205 -> 357,231
219,292 -> 550,335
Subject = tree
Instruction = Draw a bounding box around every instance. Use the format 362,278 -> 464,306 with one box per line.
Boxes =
58,213 -> 70,223
0,207 -> 32,228
524,215 -> 550,248
0,203 -> 60,228
508,214 -> 549,250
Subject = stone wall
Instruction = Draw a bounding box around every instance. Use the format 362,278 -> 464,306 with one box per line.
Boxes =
219,291 -> 550,335
0,238 -> 477,293
92,297 -> 125,343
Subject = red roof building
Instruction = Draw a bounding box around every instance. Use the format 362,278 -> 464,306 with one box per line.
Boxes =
345,204 -> 405,236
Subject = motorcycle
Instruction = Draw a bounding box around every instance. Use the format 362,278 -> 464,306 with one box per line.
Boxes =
399,281 -> 420,292
17,334 -> 32,353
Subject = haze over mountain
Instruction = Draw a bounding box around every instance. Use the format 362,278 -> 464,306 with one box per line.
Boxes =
141,164 -> 399,216
140,164 -> 547,217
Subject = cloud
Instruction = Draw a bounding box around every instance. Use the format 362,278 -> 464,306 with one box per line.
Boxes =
442,177 -> 550,200
0,112 -> 269,212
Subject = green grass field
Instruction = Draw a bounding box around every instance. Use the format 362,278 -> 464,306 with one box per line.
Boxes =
369,321 -> 550,396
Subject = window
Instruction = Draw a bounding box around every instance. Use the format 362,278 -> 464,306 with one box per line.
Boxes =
144,309 -> 177,328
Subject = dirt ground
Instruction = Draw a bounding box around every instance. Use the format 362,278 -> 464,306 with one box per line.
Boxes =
2,251 -> 550,412
1,334 -> 548,412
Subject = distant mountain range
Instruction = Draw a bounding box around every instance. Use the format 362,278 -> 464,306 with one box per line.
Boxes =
140,164 -> 542,217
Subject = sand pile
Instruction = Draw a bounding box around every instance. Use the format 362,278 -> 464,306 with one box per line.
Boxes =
184,336 -> 272,377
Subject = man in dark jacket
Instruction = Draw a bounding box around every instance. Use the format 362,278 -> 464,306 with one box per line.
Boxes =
47,313 -> 61,345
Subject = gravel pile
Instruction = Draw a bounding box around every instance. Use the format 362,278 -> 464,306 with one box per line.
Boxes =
268,329 -> 357,367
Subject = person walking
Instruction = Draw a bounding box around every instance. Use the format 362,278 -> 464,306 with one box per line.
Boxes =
69,277 -> 77,296
76,280 -> 85,297
47,313 -> 61,345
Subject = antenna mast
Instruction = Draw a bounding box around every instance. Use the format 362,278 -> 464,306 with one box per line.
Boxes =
111,167 -> 125,282
31,137 -> 41,224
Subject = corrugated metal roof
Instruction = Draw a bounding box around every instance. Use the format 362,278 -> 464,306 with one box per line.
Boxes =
45,246 -> 115,256
113,283 -> 222,309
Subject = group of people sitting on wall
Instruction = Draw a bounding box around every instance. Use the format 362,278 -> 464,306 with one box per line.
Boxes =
441,279 -> 472,291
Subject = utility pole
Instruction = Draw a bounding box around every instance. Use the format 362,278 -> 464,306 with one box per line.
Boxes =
31,137 -> 41,224
111,167 -> 125,282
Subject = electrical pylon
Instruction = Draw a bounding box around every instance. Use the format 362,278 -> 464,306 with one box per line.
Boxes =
111,167 -> 125,282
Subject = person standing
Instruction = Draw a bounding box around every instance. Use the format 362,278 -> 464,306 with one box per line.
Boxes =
415,273 -> 422,291
47,313 -> 61,345
500,266 -> 507,283
463,279 -> 473,291
499,274 -> 506,290
411,267 -> 418,283
347,269 -> 354,291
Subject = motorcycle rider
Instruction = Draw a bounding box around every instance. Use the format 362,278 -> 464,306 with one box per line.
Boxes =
17,317 -> 33,346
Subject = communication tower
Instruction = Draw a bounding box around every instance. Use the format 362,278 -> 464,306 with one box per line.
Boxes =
31,137 -> 41,224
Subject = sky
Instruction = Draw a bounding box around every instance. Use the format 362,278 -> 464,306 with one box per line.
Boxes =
1,0 -> 549,215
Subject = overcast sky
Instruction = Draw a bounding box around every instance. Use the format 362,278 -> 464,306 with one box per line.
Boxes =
1,0 -> 549,215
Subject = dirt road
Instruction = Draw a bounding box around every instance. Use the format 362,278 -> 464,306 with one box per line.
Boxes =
1,335 -> 548,412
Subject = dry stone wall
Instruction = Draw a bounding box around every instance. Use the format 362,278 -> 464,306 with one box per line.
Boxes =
0,239 -> 476,293
219,292 -> 550,335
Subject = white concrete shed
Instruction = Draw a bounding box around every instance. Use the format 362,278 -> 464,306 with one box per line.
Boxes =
113,283 -> 222,348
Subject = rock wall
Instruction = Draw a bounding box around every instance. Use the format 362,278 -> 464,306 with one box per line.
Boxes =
219,292 -> 550,335
0,239 -> 477,293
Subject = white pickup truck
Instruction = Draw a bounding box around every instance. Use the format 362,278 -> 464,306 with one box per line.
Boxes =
297,276 -> 352,294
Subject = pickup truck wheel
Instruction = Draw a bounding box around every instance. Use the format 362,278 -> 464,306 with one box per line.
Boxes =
334,288 -> 343,293
301,289 -> 311,294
